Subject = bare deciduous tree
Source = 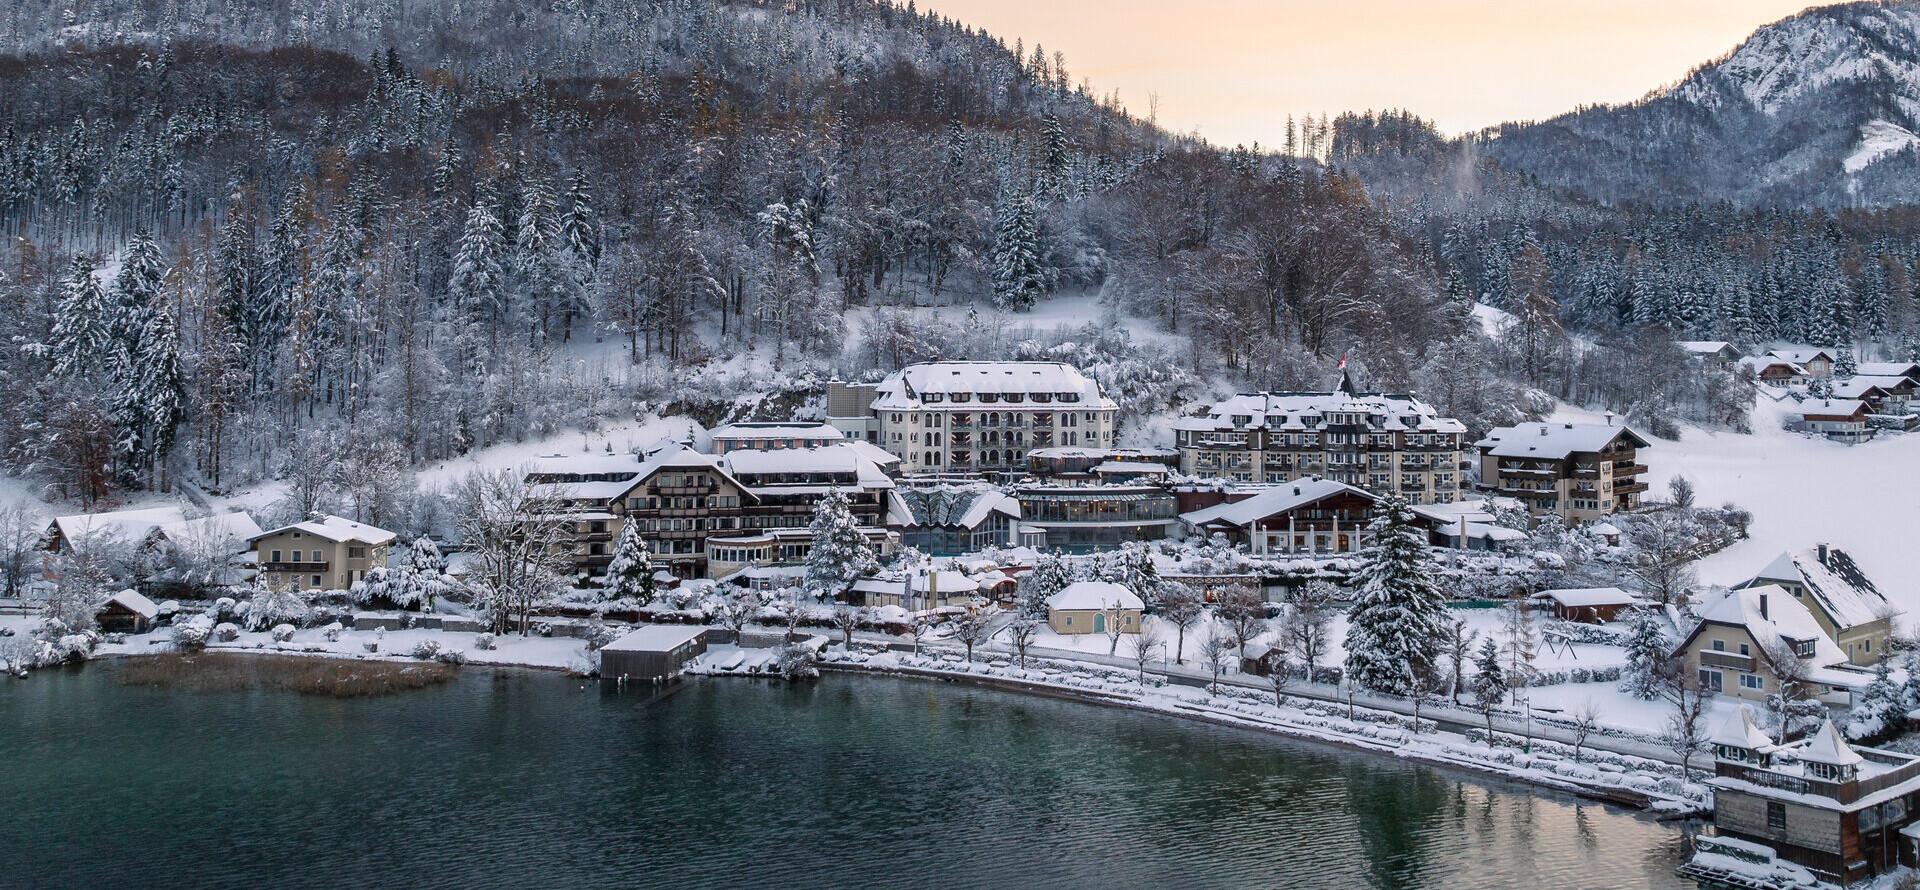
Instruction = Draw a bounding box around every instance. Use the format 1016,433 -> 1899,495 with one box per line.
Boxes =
1127,624 -> 1164,687
949,610 -> 994,663
1002,614 -> 1042,667
1160,582 -> 1205,664
1218,584 -> 1267,660
1571,699 -> 1602,762
0,502 -> 46,599
452,468 -> 573,636
1287,580 -> 1336,683
1664,675 -> 1713,779
1198,630 -> 1234,695
832,607 -> 865,651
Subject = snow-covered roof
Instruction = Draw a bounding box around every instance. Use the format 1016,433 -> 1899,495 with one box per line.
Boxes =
897,485 -> 1020,529
251,514 -> 398,546
1587,522 -> 1622,536
1027,446 -> 1179,460
1687,584 -> 1848,669
1175,391 -> 1465,434
841,440 -> 904,467
1800,720 -> 1864,768
1047,580 -> 1143,612
1858,362 -> 1920,380
1533,587 -> 1637,608
870,362 -> 1116,411
1710,706 -> 1778,753
709,421 -> 844,440
1476,422 -> 1649,460
1736,355 -> 1805,374
719,444 -> 895,491
1181,478 -> 1374,529
601,624 -> 707,653
1770,348 -> 1835,365
1093,460 -> 1172,476
1678,341 -> 1740,356
524,452 -> 646,477
1830,379 -> 1891,400
97,589 -> 158,619
1747,547 -> 1892,630
159,512 -> 264,545
1793,399 -> 1868,419
1842,374 -> 1913,391
52,506 -> 187,547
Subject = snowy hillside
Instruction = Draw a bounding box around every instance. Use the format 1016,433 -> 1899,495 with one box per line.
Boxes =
1485,0 -> 1920,206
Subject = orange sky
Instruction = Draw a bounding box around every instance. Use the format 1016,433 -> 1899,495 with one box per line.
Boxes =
922,0 -> 1820,143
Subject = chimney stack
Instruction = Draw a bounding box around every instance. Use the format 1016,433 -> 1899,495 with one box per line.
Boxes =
1759,591 -> 1769,620
1539,426 -> 1548,436
1605,411 -> 1615,426
1818,543 -> 1830,566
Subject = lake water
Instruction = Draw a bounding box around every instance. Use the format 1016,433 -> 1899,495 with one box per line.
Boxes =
0,663 -> 1693,890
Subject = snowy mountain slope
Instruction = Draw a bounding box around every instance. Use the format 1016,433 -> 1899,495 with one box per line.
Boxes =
1484,0 -> 1920,206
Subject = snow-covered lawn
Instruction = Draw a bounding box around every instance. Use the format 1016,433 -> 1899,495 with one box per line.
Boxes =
91,621 -> 595,672
1553,397 -> 1920,615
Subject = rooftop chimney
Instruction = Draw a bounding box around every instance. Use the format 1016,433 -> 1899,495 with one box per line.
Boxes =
1759,591 -> 1769,620
1605,412 -> 1615,426
1817,543 -> 1830,566
1540,426 -> 1548,436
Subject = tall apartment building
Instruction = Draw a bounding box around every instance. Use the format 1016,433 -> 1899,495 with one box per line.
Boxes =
1473,421 -> 1651,523
828,362 -> 1119,476
1172,377 -> 1468,505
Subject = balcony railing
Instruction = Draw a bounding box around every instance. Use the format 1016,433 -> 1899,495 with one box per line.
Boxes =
263,561 -> 329,573
1700,650 -> 1754,671
1612,463 -> 1649,476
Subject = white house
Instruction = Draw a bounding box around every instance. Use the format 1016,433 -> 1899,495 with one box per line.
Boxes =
1045,580 -> 1144,635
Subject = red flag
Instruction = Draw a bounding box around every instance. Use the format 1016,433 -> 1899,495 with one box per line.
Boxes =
1337,354 -> 1347,370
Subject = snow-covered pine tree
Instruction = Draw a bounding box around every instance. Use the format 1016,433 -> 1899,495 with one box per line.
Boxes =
449,199 -> 508,364
50,257 -> 111,378
1621,608 -> 1672,700
108,232 -> 164,363
1834,345 -> 1857,380
1848,657 -> 1903,741
603,521 -> 658,605
1018,550 -> 1077,614
1040,112 -> 1069,195
1342,495 -> 1449,695
991,191 -> 1044,312
129,297 -> 187,482
515,171 -> 571,344
804,488 -> 876,598
1470,636 -> 1509,741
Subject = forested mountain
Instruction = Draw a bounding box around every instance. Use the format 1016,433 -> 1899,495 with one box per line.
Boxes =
0,0 -> 1481,514
1474,0 -> 1920,208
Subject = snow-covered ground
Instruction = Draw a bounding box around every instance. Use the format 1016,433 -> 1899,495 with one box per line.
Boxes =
1553,396 -> 1920,613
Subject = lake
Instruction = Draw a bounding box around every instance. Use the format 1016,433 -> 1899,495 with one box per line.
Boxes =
0,662 -> 1693,889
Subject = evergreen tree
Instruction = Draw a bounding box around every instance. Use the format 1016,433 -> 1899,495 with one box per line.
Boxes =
1470,636 -> 1509,741
128,297 -> 187,480
603,521 -> 658,605
1848,657 -> 1903,740
1621,608 -> 1671,700
108,232 -> 164,362
1342,495 -> 1449,695
804,488 -> 876,597
991,191 -> 1044,312
1019,550 -> 1077,615
50,257 -> 111,378
1040,113 -> 1068,195
1834,345 -> 1858,380
449,200 -> 508,363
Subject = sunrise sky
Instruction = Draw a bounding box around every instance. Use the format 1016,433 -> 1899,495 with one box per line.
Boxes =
922,0 -> 1820,145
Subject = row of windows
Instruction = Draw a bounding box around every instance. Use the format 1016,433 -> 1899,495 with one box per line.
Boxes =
918,391 -> 1082,405
627,495 -> 742,510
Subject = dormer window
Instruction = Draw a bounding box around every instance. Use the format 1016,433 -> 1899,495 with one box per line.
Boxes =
951,393 -> 970,403
1790,638 -> 1817,659
1232,415 -> 1252,427
925,393 -> 944,403
979,393 -> 999,404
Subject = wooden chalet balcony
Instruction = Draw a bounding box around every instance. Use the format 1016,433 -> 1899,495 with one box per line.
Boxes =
1502,488 -> 1560,500
264,561 -> 329,573
1615,482 -> 1650,495
1503,465 -> 1561,476
650,483 -> 716,495
1700,651 -> 1754,671
1612,463 -> 1649,476
1571,465 -> 1602,479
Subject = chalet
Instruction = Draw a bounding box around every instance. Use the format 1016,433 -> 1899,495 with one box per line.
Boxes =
1046,581 -> 1143,635
896,484 -> 1021,555
46,506 -> 186,552
1179,478 -> 1384,555
250,515 -> 398,592
1788,399 -> 1874,443
1735,545 -> 1895,666
1675,585 -> 1863,705
1770,348 -> 1836,379
1678,341 -> 1744,366
94,589 -> 158,634
45,508 -> 261,592
1833,375 -> 1916,415
1531,587 -> 1639,623
850,567 -> 984,610
707,421 -> 845,453
1857,361 -> 1920,385
1736,356 -> 1808,387
1474,421 -> 1651,523
1687,707 -> 1920,886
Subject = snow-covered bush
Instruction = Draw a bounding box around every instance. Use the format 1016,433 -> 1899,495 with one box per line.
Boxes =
435,648 -> 468,665
774,643 -> 819,680
321,622 -> 345,642
409,640 -> 443,660
270,624 -> 296,643
474,632 -> 496,651
213,622 -> 241,643
212,597 -> 239,623
581,622 -> 622,651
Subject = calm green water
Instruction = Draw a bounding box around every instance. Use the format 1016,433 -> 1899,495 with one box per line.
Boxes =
0,663 -> 1692,890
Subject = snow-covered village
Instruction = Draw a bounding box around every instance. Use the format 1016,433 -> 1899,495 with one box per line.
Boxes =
12,2 -> 1920,889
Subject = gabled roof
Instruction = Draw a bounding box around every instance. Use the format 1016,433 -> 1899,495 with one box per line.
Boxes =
1475,422 -> 1650,460
612,445 -> 756,503
1737,355 -> 1806,375
97,589 -> 158,619
251,514 -> 397,546
1745,548 -> 1893,630
1533,587 -> 1636,608
1174,391 -> 1466,434
871,362 -> 1115,410
1829,379 -> 1891,400
1770,348 -> 1836,365
1857,362 -> 1920,380
1794,399 -> 1869,419
1047,580 -> 1143,612
719,444 -> 894,488
897,485 -> 1020,529
1684,585 -> 1847,669
708,421 -> 844,441
52,506 -> 187,547
1677,341 -> 1740,356
1179,478 -> 1374,529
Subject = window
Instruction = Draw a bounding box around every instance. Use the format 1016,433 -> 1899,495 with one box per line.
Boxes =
1699,669 -> 1723,692
1739,674 -> 1763,690
1711,640 -> 1725,652
1766,802 -> 1786,830
349,546 -> 368,559
311,575 -> 322,588
271,550 -> 282,563
1064,616 -> 1072,626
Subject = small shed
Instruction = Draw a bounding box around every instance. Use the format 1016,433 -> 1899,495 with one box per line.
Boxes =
600,625 -> 710,682
1532,587 -> 1638,623
95,589 -> 159,634
1046,581 -> 1144,635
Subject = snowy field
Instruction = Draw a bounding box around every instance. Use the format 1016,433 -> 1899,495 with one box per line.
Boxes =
1552,396 -> 1920,615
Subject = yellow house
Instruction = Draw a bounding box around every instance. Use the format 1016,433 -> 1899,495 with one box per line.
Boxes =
1735,546 -> 1896,666
1675,585 -> 1861,705
251,515 -> 397,592
1046,581 -> 1143,635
